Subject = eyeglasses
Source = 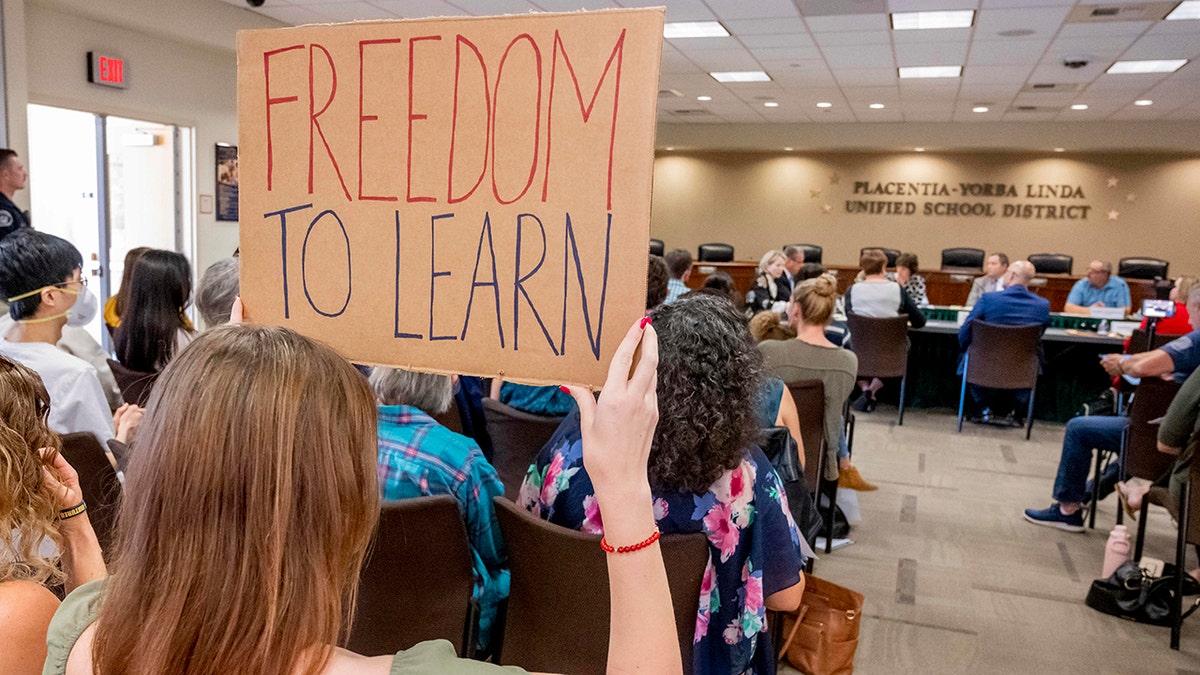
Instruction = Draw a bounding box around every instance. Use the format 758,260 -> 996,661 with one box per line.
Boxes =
54,276 -> 88,289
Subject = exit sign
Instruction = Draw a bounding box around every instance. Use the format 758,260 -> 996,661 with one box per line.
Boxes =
87,52 -> 127,89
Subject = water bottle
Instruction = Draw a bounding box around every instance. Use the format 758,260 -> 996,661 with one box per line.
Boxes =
1102,524 -> 1132,578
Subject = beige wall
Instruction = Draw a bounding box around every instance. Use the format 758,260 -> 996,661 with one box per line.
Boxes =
651,150 -> 1200,276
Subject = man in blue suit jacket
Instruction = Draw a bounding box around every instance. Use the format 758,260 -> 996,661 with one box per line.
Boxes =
958,260 -> 1051,423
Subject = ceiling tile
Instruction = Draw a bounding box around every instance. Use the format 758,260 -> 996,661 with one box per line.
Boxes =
822,43 -> 895,68
1144,19 -> 1200,36
253,4 -> 326,24
892,27 -> 972,44
704,0 -> 800,19
659,47 -> 701,74
312,2 -> 396,21
670,36 -> 741,55
614,0 -> 713,21
750,45 -> 823,61
982,0 -> 1073,6
811,30 -> 891,47
833,67 -> 900,86
1047,35 -> 1138,59
445,0 -> 542,15
535,0 -> 621,10
1056,20 -> 1153,38
370,0 -> 466,17
739,33 -> 816,49
887,0 -> 978,11
962,64 -> 1033,84
974,7 -> 1071,38
1122,34 -> 1200,60
840,85 -> 901,102
723,17 -> 808,35
894,41 -> 969,67
685,48 -> 763,71
1026,62 -> 1109,83
803,14 -> 890,32
967,39 -> 1048,65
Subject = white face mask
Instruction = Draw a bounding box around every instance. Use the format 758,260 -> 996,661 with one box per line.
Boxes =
65,287 -> 99,327
6,283 -> 98,326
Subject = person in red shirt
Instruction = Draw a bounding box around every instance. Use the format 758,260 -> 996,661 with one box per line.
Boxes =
1123,276 -> 1196,351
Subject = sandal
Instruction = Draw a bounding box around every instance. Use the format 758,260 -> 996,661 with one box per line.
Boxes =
1115,482 -> 1138,522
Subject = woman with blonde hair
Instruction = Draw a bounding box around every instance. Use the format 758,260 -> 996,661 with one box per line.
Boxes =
44,318 -> 680,674
745,249 -> 791,316
759,274 -> 876,491
0,354 -> 106,675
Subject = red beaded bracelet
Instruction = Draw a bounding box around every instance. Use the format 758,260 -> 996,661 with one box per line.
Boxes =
600,529 -> 661,554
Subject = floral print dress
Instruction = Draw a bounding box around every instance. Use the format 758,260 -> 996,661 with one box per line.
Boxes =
519,414 -> 806,675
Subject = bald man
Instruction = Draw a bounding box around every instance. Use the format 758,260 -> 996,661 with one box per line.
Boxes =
958,260 -> 1051,424
1064,260 -> 1130,315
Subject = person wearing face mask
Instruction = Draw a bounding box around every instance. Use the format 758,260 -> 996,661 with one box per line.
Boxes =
0,230 -> 139,446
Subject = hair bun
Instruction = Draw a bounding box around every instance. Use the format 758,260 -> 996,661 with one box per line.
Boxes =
813,274 -> 837,296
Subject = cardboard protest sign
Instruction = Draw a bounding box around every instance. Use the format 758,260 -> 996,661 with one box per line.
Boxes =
236,9 -> 663,387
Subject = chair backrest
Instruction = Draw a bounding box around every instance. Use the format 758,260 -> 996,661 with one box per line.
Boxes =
482,397 -> 565,499
941,247 -> 985,271
432,398 -> 465,435
1118,257 -> 1169,280
786,243 -> 823,264
697,242 -> 734,262
1189,432 -> 1200,547
964,321 -> 1043,389
106,358 -> 158,406
58,433 -> 121,555
649,238 -> 665,256
494,497 -> 708,675
845,314 -> 910,379
1027,253 -> 1073,276
1127,328 -> 1181,355
1123,378 -> 1182,482
785,379 -> 827,493
860,247 -> 899,267
346,495 -> 476,656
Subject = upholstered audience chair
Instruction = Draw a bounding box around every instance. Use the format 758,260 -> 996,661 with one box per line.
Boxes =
697,242 -> 735,262
845,314 -> 911,425
346,495 -> 478,657
106,358 -> 158,406
1027,253 -> 1073,276
59,432 -> 122,556
940,247 -> 985,271
1118,257 -> 1169,280
481,398 -> 565,499
649,238 -> 665,256
493,497 -> 708,674
956,321 -> 1043,439
785,379 -> 840,554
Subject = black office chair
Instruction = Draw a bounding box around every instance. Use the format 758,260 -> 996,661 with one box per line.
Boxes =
697,243 -> 734,262
1027,253 -> 1073,275
941,247 -> 985,271
1118,257 -> 1169,280
649,238 -> 664,256
785,243 -> 822,264
860,247 -> 899,267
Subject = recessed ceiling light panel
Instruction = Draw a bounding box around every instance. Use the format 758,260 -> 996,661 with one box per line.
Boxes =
898,66 -> 962,79
816,102 -> 833,108
664,22 -> 729,39
1070,104 -> 1088,110
697,95 -> 712,101
891,10 -> 975,30
710,71 -> 771,83
869,103 -> 885,109
1134,99 -> 1153,106
763,101 -> 779,108
1106,59 -> 1188,74
972,106 -> 989,113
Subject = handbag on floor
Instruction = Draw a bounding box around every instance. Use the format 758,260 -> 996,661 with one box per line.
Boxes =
1085,559 -> 1200,626
776,575 -> 864,675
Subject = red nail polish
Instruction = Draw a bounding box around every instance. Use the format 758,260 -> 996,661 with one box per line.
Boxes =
640,316 -> 652,329
559,385 -> 571,395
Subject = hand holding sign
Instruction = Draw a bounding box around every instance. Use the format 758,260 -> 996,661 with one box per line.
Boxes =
237,9 -> 663,388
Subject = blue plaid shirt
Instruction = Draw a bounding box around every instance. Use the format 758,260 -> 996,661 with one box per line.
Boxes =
376,405 -> 509,649
666,277 -> 689,304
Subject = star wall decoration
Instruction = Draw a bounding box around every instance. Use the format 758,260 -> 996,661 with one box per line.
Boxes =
1106,176 -> 1119,188
821,204 -> 833,214
829,173 -> 841,185
1126,193 -> 1137,203
810,188 -> 822,198
1108,210 -> 1119,220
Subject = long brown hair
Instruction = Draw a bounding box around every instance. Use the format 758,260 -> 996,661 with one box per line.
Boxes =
112,247 -> 152,319
92,325 -> 380,675
0,354 -> 62,584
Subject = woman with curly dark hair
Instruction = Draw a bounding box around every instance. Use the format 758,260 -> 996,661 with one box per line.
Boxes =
520,292 -> 806,675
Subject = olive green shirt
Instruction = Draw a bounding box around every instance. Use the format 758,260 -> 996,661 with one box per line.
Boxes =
1157,368 -> 1200,503
44,580 -> 528,675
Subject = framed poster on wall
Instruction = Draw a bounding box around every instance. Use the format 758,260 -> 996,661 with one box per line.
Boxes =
215,143 -> 238,221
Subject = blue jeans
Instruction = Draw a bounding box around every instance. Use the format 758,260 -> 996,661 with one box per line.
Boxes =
1052,415 -> 1128,505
